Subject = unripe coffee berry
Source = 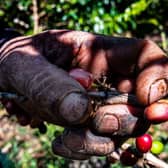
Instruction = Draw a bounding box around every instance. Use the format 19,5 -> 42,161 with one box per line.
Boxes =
151,140 -> 164,155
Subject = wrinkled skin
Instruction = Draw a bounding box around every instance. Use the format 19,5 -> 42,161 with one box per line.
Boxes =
0,29 -> 168,160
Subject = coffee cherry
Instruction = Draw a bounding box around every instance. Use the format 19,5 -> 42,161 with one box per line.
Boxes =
135,134 -> 152,153
107,155 -> 117,164
120,149 -> 138,166
38,123 -> 47,134
144,102 -> 168,124
151,140 -> 164,155
18,117 -> 30,126
69,68 -> 93,89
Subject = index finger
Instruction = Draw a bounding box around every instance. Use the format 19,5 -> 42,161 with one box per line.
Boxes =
29,30 -> 166,76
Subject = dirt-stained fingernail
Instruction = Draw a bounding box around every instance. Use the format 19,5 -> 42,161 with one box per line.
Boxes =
93,105 -> 150,137
63,129 -> 85,152
149,79 -> 168,104
95,114 -> 119,134
52,136 -> 89,160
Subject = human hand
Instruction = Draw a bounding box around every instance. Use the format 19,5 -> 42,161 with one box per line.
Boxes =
0,29 -> 168,160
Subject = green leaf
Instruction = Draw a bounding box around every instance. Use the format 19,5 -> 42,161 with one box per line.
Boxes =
0,10 -> 4,16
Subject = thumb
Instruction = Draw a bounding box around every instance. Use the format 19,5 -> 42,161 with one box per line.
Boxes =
0,51 -> 90,125
136,58 -> 168,105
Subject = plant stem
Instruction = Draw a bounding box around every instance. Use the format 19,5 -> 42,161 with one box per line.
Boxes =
32,0 -> 39,34
88,90 -> 140,106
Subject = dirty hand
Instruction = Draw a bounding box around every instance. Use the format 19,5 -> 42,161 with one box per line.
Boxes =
0,29 -> 168,159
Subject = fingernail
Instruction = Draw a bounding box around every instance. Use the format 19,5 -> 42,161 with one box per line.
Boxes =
63,129 -> 84,151
63,128 -> 114,155
149,79 -> 168,104
52,136 -> 89,160
58,92 -> 90,124
96,114 -> 119,134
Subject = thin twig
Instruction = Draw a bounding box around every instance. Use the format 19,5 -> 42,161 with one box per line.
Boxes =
0,92 -> 26,102
145,152 -> 168,168
0,89 -> 139,105
88,90 -> 140,106
32,0 -> 39,34
0,89 -> 140,107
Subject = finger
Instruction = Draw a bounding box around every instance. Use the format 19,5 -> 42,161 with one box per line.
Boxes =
0,50 -> 90,125
92,104 -> 150,137
113,76 -> 135,93
1,100 -> 46,127
3,100 -> 47,132
52,135 -> 90,160
30,31 -> 165,75
144,101 -> 168,124
30,30 -> 144,77
1,100 -> 31,126
136,59 -> 168,105
62,128 -> 115,156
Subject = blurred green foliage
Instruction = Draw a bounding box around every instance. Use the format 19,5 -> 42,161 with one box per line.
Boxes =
2,123 -> 167,168
0,0 -> 168,38
0,152 -> 15,168
1,123 -> 67,168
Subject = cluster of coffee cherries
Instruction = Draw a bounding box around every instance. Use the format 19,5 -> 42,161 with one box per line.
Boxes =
119,134 -> 165,166
69,68 -> 165,166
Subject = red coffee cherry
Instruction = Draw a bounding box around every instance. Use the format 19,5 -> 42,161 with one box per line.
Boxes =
120,149 -> 138,166
69,68 -> 93,89
135,134 -> 152,153
144,101 -> 168,124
